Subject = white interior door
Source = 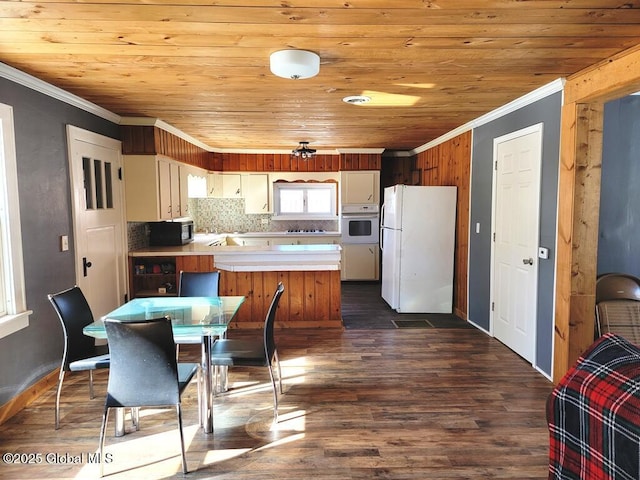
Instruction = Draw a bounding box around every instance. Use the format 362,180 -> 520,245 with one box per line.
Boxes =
67,126 -> 127,319
491,124 -> 542,364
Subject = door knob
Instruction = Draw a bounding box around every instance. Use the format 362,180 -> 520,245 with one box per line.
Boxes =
83,257 -> 93,277
522,258 -> 534,265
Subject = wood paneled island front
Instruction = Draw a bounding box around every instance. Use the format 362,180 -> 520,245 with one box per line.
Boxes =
129,239 -> 343,329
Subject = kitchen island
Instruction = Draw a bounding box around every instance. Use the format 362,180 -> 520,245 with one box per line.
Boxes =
129,235 -> 343,329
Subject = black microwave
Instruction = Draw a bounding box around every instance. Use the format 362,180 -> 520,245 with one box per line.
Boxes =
149,219 -> 194,246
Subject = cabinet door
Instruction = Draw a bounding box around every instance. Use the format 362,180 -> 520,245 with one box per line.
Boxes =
243,174 -> 270,214
297,236 -> 341,245
178,164 -> 190,216
270,237 -> 299,245
207,172 -> 222,197
341,171 -> 380,205
158,158 -> 173,220
222,174 -> 242,198
124,155 -> 161,222
341,243 -> 379,280
170,162 -> 181,217
241,238 -> 270,247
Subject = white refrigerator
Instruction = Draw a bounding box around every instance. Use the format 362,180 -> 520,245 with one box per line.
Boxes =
380,185 -> 457,313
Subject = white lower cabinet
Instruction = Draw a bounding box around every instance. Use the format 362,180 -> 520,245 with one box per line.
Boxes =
341,243 -> 379,281
226,236 -> 269,247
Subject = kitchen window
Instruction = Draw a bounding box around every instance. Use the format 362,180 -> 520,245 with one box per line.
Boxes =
273,182 -> 337,219
0,103 -> 31,338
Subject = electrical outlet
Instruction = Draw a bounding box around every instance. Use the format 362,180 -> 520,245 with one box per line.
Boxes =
261,218 -> 269,225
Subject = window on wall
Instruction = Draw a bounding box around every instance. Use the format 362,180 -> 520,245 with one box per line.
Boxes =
0,103 -> 31,338
273,182 -> 337,219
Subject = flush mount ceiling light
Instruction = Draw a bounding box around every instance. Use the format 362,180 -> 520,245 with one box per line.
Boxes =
291,141 -> 317,159
342,95 -> 371,105
270,49 -> 320,80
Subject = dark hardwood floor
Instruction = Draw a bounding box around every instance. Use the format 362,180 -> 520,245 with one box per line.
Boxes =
0,324 -> 554,479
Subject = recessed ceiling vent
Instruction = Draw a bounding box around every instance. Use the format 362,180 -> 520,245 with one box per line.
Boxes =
342,95 -> 371,105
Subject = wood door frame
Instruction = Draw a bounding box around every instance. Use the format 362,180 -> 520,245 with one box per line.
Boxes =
553,45 -> 640,382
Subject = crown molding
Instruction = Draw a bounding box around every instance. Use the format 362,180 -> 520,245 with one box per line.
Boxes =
0,62 -> 121,124
215,147 -> 340,155
3,62 -> 566,158
335,148 -> 385,154
410,78 -> 566,155
119,116 -> 215,152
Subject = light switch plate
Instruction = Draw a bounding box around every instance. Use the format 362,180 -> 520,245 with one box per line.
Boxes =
60,235 -> 69,252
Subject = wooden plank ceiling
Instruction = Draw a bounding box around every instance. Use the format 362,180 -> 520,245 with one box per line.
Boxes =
2,0 -> 640,152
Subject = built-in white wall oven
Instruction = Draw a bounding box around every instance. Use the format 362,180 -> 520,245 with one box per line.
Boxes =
341,205 -> 380,244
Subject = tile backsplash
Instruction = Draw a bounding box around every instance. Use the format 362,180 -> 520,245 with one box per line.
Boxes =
127,197 -> 339,251
189,197 -> 338,234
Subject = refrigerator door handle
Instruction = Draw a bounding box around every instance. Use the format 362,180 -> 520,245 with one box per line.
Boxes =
380,202 -> 386,227
380,227 -> 384,250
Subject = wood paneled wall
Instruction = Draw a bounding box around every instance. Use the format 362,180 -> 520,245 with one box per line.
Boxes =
218,270 -> 342,329
218,153 -> 341,172
175,255 -> 342,329
412,132 -> 472,320
121,125 -> 212,170
121,126 -> 381,172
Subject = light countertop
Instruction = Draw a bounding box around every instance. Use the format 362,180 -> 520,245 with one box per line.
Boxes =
129,234 -> 342,272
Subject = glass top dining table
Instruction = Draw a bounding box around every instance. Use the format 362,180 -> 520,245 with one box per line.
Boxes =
83,295 -> 245,435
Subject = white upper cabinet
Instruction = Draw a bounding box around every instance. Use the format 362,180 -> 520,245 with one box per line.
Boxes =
124,155 -> 187,221
341,170 -> 380,205
207,172 -> 242,198
242,173 -> 271,214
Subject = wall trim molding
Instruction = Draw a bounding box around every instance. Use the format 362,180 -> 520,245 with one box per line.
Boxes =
410,78 -> 566,155
0,63 -> 121,123
2,63 -> 565,158
0,369 -> 59,425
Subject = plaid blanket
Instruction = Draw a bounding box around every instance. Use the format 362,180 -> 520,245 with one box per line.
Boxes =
547,333 -> 640,480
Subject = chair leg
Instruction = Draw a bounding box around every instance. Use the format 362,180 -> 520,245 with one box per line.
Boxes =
99,407 -> 110,477
266,364 -> 279,424
89,370 -> 95,399
55,370 -> 65,430
196,366 -> 202,426
176,404 -> 188,474
274,350 -> 283,394
131,408 -> 140,431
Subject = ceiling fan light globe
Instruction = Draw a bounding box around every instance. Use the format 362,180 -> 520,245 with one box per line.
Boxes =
270,50 -> 320,80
